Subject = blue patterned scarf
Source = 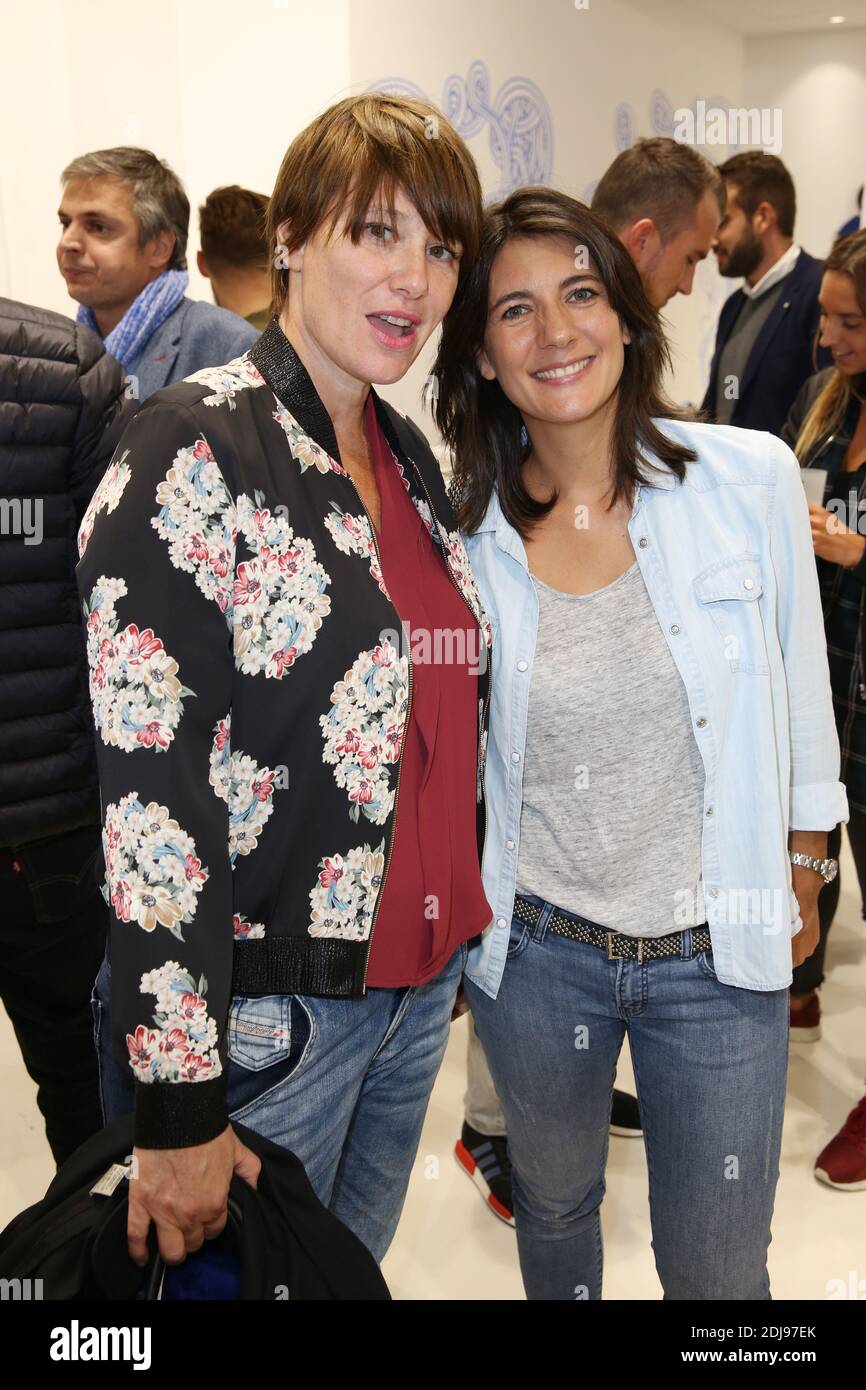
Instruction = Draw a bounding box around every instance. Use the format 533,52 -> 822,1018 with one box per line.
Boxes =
76,268 -> 188,370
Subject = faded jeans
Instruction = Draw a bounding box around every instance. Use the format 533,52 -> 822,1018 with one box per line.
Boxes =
464,1015 -> 507,1135
465,895 -> 789,1301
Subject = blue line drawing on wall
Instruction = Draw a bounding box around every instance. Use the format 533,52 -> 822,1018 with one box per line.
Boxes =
650,88 -> 676,138
615,103 -> 636,152
367,62 -> 553,197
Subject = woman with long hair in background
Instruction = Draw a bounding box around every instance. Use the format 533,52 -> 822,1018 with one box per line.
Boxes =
782,228 -> 866,1192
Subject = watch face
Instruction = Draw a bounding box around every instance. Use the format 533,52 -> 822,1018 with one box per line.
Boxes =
824,860 -> 839,882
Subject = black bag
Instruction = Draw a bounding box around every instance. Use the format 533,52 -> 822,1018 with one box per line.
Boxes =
0,1114 -> 390,1300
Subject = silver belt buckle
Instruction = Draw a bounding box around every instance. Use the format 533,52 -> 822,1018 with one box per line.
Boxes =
607,931 -> 643,963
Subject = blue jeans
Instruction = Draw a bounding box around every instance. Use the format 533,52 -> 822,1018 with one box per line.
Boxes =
91,941 -> 466,1262
465,896 -> 789,1301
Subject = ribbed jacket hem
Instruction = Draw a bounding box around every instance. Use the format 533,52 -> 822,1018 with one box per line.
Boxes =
232,936 -> 368,997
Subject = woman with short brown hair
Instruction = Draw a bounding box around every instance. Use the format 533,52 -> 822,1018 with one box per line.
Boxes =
80,93 -> 492,1270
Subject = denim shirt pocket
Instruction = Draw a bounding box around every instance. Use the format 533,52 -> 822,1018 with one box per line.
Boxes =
692,551 -> 770,675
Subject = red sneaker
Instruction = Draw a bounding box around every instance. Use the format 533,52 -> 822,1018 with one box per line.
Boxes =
814,1093 -> 866,1191
789,990 -> 821,1042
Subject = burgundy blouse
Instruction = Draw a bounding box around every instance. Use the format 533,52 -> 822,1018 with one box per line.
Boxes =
362,393 -> 492,987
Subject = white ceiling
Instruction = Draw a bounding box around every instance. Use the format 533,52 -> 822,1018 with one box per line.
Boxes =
682,0 -> 866,35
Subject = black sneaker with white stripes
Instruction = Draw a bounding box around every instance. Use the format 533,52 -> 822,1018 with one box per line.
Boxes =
454,1121 -> 515,1226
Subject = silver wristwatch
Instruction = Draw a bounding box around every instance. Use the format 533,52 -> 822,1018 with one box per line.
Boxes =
789,852 -> 839,883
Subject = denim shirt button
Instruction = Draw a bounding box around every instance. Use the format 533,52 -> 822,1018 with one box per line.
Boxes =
638,536 -> 648,547
506,839 -> 515,850
670,623 -> 680,635
517,660 -> 528,671
497,917 -> 507,928
511,751 -> 521,763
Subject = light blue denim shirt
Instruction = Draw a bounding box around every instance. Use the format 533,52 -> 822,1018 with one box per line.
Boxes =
464,418 -> 849,996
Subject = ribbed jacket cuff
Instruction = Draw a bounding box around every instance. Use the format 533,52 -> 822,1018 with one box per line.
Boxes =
133,1076 -> 229,1149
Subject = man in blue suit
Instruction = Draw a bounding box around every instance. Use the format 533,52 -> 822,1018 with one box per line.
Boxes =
57,148 -> 259,401
702,151 -> 831,436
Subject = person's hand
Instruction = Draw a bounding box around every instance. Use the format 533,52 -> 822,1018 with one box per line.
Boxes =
808,502 -> 866,568
790,870 -> 822,969
451,984 -> 471,1022
127,1124 -> 261,1267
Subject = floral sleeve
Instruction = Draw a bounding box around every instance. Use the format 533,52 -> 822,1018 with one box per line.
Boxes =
76,400 -> 236,1149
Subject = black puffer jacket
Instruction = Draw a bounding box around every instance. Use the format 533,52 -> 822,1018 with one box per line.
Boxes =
0,298 -> 131,846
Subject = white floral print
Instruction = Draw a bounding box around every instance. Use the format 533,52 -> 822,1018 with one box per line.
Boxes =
273,401 -> 347,476
78,449 -> 132,558
412,496 -> 434,536
320,641 -> 409,824
308,840 -> 387,940
387,444 -> 411,492
83,576 -> 195,752
435,522 -> 494,648
151,436 -> 237,620
232,489 -> 332,677
103,792 -> 209,941
183,355 -> 267,409
128,959 -> 221,1083
209,714 -> 278,863
324,503 -> 390,599
233,913 -> 266,940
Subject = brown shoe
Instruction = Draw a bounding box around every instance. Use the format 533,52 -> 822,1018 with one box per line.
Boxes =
789,990 -> 821,1042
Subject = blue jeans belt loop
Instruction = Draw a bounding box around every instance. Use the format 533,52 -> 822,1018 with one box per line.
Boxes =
509,894 -> 554,942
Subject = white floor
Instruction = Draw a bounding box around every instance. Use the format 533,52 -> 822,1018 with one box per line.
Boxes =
2,840 -> 863,1301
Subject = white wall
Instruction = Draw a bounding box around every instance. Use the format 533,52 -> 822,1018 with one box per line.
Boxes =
1,0 -> 803,438
745,27 -> 866,259
0,0 -> 351,317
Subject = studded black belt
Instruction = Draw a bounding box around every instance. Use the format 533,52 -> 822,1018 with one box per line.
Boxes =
512,893 -> 712,964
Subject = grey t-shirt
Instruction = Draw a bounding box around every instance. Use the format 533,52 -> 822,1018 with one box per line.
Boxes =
515,561 -> 705,935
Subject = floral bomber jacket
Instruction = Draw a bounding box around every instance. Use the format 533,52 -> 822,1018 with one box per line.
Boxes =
75,319 -> 493,1148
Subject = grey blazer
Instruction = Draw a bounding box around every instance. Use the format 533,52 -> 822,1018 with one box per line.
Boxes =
128,298 -> 261,400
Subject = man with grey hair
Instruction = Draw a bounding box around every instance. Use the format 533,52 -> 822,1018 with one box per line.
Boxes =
591,136 -> 724,309
57,147 -> 259,400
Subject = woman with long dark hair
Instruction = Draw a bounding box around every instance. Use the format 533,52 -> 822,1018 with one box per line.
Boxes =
435,187 -> 846,1298
782,228 -> 866,1191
